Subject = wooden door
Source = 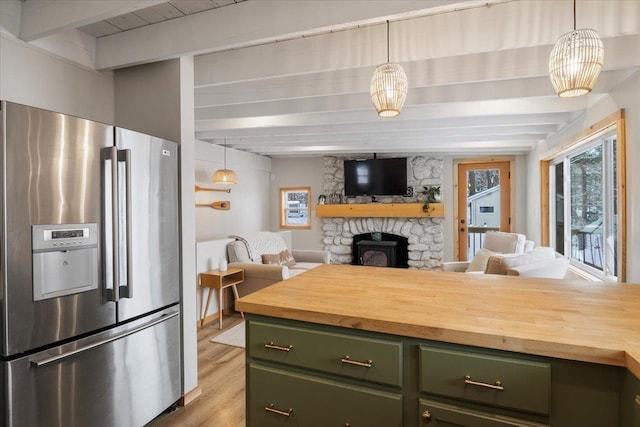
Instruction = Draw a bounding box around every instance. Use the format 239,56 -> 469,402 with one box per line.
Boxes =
457,162 -> 511,261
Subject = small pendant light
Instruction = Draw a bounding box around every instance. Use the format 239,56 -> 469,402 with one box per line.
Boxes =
370,20 -> 408,118
549,0 -> 604,97
212,139 -> 238,184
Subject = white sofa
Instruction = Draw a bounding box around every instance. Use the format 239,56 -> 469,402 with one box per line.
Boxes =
227,232 -> 330,297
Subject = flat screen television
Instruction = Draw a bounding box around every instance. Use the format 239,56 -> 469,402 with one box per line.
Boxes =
344,158 -> 407,196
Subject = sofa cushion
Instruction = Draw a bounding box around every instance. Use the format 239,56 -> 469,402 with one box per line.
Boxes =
485,246 -> 557,275
290,262 -> 322,271
506,258 -> 570,279
466,248 -> 500,272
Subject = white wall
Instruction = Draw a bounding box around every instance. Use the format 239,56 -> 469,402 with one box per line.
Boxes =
526,72 -> 640,283
194,140 -> 272,322
270,157 -> 325,250
195,140 -> 272,241
0,33 -> 114,123
114,60 -> 182,141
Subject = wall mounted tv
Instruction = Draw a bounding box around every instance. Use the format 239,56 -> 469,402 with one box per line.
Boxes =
344,158 -> 407,196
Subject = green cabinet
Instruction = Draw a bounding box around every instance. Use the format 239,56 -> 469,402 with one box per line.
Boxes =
246,315 -> 636,427
248,363 -> 403,426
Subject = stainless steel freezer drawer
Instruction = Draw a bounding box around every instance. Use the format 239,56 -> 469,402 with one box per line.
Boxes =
2,307 -> 181,427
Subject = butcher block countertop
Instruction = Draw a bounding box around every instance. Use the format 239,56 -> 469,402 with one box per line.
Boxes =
236,264 -> 640,378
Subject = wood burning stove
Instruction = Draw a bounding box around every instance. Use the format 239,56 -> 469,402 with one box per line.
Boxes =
356,240 -> 397,267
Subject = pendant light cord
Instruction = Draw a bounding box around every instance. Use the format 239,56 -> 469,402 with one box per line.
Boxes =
573,0 -> 576,31
386,20 -> 390,63
223,138 -> 227,169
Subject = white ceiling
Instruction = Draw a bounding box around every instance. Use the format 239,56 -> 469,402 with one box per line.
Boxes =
14,0 -> 640,157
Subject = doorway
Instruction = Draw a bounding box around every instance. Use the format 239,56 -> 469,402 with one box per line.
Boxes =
456,161 -> 511,261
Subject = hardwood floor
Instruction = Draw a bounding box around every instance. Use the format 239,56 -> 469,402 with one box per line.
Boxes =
148,314 -> 246,427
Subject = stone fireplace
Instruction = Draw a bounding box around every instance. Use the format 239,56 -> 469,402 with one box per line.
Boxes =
320,156 -> 444,271
322,217 -> 443,269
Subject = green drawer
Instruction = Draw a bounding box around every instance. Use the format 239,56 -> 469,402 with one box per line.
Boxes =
419,346 -> 550,415
248,319 -> 403,387
419,399 -> 549,427
248,363 -> 402,427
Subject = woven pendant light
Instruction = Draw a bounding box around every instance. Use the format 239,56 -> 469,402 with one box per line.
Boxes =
212,139 -> 237,184
549,0 -> 604,97
370,20 -> 408,118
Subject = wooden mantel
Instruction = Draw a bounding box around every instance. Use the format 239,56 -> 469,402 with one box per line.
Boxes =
315,202 -> 444,218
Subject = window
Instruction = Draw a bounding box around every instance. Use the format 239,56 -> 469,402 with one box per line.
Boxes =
279,187 -> 311,229
542,112 -> 626,281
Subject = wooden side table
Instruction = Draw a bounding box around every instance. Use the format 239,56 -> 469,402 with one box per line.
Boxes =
199,267 -> 245,329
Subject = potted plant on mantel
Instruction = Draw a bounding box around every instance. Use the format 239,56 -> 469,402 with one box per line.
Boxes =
419,186 -> 440,213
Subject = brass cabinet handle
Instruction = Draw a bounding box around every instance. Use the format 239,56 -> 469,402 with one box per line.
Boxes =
265,403 -> 293,417
264,342 -> 293,352
341,355 -> 373,368
464,375 -> 504,391
421,410 -> 432,423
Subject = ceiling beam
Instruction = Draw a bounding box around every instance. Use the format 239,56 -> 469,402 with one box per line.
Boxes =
195,95 -> 601,132
195,113 -> 569,140
95,0 -> 470,70
19,0 -> 163,41
193,3 -> 639,87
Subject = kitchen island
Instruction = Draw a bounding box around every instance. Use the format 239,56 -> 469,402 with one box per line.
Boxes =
236,264 -> 640,426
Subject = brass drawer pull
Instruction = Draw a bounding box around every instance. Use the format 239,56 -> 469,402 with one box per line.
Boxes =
264,342 -> 293,352
265,403 -> 293,417
464,375 -> 504,391
341,355 -> 373,368
421,410 -> 432,423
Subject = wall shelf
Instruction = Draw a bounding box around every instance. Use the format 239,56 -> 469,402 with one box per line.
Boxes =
315,203 -> 444,218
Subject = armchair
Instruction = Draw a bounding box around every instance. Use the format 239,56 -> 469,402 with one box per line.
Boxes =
443,231 -> 532,272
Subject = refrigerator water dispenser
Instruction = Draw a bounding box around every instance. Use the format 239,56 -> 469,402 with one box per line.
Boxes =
32,224 -> 99,301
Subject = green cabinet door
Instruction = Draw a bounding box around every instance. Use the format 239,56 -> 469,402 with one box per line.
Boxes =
248,319 -> 403,387
621,370 -> 640,427
419,399 -> 549,427
419,345 -> 550,415
248,363 -> 402,427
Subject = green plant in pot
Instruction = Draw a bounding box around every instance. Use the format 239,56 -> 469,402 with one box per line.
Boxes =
419,186 -> 440,213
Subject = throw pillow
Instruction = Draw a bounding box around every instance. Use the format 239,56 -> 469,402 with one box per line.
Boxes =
466,248 -> 500,272
261,249 -> 296,267
278,249 -> 296,267
261,253 -> 281,265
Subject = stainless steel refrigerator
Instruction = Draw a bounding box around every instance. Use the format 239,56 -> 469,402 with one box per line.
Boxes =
0,101 -> 182,427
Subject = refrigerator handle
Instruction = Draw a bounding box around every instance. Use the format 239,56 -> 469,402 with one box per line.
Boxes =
29,311 -> 179,367
102,147 -> 120,302
118,149 -> 133,299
